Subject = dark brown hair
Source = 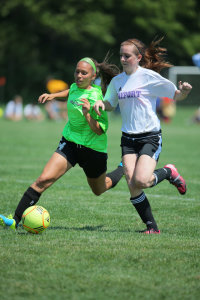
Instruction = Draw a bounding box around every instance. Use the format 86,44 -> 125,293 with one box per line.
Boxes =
91,54 -> 120,95
121,37 -> 173,73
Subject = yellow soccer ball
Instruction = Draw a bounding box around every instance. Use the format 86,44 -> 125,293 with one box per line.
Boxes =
22,205 -> 50,234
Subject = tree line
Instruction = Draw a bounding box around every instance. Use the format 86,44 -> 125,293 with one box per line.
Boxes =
0,0 -> 199,102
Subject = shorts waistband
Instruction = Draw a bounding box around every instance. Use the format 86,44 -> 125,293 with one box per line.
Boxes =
122,130 -> 161,139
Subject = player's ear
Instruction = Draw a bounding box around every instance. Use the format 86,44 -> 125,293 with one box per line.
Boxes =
137,54 -> 142,62
92,73 -> 96,81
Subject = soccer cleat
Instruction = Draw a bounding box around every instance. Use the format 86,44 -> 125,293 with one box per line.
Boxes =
118,161 -> 124,176
139,228 -> 161,234
0,214 -> 16,230
118,161 -> 123,167
164,164 -> 186,195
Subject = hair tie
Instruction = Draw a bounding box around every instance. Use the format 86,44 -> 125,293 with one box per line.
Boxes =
80,57 -> 96,73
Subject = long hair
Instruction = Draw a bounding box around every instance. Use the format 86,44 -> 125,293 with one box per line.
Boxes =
121,37 -> 173,73
91,54 -> 120,95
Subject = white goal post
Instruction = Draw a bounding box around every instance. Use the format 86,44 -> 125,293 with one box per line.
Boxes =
168,66 -> 200,85
168,66 -> 200,105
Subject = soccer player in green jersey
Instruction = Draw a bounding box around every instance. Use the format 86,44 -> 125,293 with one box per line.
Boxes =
0,57 -> 123,230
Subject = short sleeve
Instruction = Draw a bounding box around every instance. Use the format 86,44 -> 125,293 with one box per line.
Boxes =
104,79 -> 119,108
149,76 -> 177,99
90,108 -> 108,133
90,85 -> 108,133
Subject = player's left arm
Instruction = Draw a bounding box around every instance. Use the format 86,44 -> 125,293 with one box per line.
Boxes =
38,89 -> 69,103
173,81 -> 192,101
79,98 -> 103,135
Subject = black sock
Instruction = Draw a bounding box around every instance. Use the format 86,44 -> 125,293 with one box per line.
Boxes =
130,192 -> 158,231
14,187 -> 41,224
152,167 -> 171,186
106,165 -> 124,188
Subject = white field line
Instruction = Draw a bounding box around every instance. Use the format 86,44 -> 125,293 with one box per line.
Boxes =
110,191 -> 197,201
0,177 -> 197,201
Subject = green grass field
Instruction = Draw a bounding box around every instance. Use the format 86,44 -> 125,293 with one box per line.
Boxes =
0,106 -> 199,300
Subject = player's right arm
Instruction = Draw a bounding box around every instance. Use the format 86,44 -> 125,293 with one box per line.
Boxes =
93,77 -> 118,116
38,89 -> 69,103
93,100 -> 114,116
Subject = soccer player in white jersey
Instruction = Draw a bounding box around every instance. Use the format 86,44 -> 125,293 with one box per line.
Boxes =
94,38 -> 192,234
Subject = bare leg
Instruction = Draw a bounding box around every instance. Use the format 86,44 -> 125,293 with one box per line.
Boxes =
123,154 -> 157,197
123,153 -> 159,232
86,161 -> 124,196
13,153 -> 73,225
31,152 -> 72,193
87,172 -> 111,196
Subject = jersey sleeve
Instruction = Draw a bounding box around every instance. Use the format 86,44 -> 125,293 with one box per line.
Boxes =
149,75 -> 177,99
95,109 -> 108,133
104,79 -> 119,108
90,87 -> 109,133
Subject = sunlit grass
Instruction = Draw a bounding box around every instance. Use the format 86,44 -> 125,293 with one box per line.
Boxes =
0,106 -> 199,300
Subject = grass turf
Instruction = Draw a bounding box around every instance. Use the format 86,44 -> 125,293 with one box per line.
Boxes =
0,106 -> 199,300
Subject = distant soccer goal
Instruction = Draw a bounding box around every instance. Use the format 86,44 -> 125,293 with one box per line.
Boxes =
168,66 -> 200,106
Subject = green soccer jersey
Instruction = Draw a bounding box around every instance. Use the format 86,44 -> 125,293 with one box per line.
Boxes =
62,83 -> 108,153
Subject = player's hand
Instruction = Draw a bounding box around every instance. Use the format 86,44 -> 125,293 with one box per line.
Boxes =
79,98 -> 90,115
38,93 -> 55,103
93,100 -> 105,116
178,81 -> 192,95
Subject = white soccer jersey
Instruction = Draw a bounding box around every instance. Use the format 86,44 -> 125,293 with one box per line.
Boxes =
104,66 -> 177,133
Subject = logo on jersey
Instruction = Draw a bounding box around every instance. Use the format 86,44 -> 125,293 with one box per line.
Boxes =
118,90 -> 141,99
70,99 -> 80,106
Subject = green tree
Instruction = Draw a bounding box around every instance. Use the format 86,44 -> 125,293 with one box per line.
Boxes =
0,0 -> 199,102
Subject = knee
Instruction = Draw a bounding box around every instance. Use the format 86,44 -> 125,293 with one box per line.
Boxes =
90,185 -> 105,196
126,174 -> 148,189
134,175 -> 149,189
91,189 -> 102,196
89,181 -> 107,196
34,174 -> 54,189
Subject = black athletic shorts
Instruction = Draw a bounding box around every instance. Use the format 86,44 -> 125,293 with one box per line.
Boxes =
120,130 -> 162,162
55,136 -> 107,178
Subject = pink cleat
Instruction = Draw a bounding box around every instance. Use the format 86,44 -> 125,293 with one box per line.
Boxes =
139,228 -> 161,234
164,164 -> 187,195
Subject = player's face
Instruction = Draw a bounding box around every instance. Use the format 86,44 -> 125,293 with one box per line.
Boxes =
120,44 -> 142,75
74,61 -> 96,89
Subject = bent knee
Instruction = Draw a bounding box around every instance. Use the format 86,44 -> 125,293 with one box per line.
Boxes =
92,189 -> 103,196
134,176 -> 149,189
90,186 -> 105,196
35,175 -> 55,189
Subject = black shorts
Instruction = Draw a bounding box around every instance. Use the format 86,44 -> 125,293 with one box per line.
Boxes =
120,130 -> 162,162
55,137 -> 107,178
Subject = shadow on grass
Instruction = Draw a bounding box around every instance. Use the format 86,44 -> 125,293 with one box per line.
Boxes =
48,224 -> 133,233
14,224 -> 137,234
